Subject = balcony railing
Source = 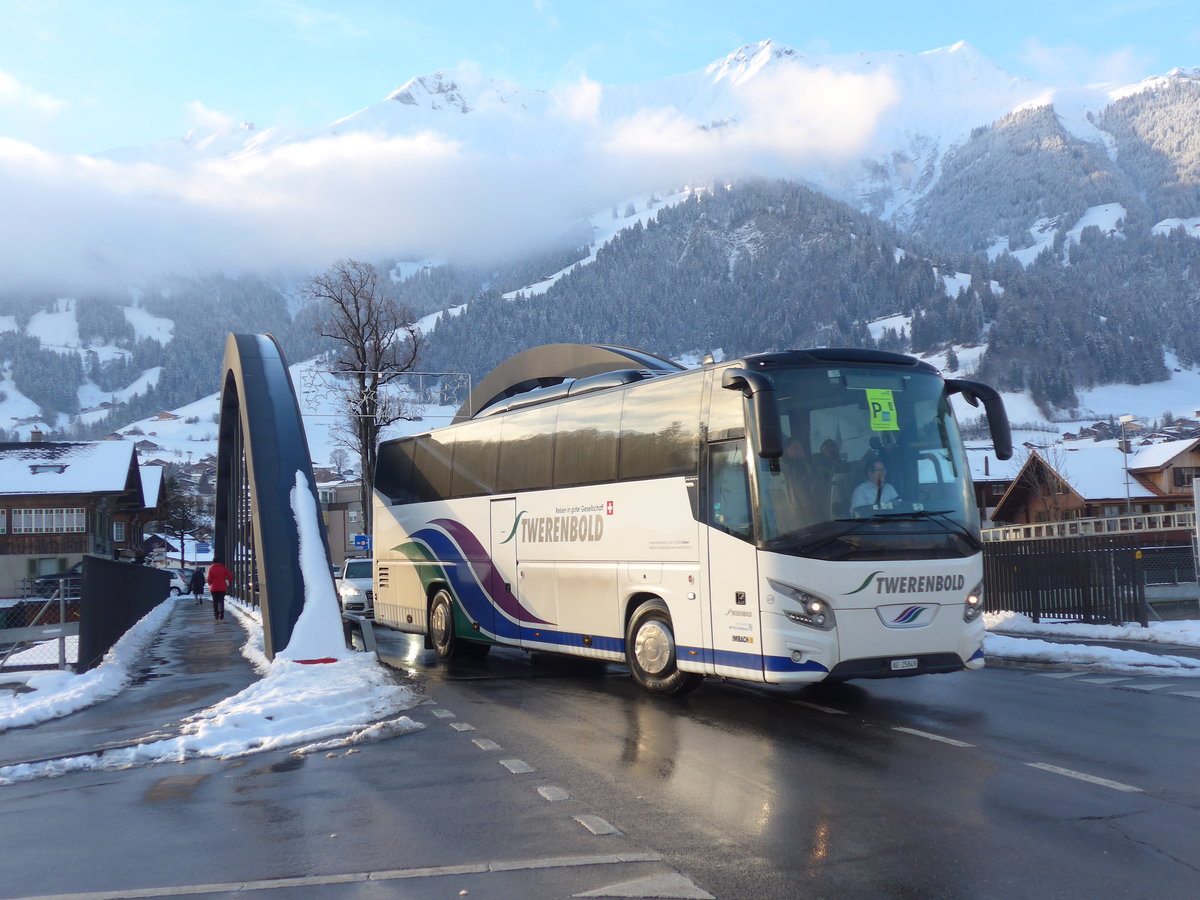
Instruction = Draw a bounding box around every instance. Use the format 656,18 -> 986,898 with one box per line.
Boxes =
983,510 -> 1197,542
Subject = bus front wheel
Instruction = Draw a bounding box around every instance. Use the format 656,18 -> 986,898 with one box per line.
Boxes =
625,600 -> 702,696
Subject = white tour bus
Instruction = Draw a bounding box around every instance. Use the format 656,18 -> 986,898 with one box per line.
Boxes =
372,344 -> 1011,695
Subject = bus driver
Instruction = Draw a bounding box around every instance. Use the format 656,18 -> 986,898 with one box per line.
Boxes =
850,458 -> 900,515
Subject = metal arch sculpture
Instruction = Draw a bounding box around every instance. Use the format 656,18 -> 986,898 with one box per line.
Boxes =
214,333 -> 335,660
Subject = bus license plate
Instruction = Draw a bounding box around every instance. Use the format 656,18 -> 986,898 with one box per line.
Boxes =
891,658 -> 919,671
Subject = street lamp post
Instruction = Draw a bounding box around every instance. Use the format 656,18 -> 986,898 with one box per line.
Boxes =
1119,415 -> 1134,515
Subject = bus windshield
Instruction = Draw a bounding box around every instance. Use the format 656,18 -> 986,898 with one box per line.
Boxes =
748,366 -> 980,559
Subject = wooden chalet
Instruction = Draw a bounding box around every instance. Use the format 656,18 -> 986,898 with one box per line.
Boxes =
0,441 -> 145,595
990,439 -> 1199,533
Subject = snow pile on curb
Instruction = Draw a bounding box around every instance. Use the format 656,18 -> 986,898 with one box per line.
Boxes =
0,596 -> 177,732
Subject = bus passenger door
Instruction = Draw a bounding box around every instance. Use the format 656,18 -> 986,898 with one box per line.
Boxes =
705,441 -> 765,680
487,499 -> 517,643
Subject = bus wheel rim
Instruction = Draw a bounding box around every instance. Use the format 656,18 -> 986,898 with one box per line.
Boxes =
432,600 -> 449,644
634,620 -> 673,675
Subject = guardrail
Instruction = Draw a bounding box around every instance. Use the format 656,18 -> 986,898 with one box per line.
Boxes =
983,510 -> 1197,542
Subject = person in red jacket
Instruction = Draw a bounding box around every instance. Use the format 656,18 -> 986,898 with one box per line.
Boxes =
206,560 -> 232,621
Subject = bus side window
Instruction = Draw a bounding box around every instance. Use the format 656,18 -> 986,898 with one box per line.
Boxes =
709,441 -> 752,541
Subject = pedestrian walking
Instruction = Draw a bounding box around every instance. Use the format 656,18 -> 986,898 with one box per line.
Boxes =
189,566 -> 206,604
207,560 -> 232,621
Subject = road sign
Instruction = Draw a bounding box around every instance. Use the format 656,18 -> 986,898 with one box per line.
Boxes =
195,542 -> 211,554
353,534 -> 372,551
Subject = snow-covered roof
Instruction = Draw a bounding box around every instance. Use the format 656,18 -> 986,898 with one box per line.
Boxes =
965,445 -> 1024,482
139,465 -> 165,508
0,441 -> 141,497
1128,437 -> 1200,472
1051,443 -> 1156,500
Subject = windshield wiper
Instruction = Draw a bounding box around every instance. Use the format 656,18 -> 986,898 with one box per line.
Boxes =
771,517 -> 881,555
884,509 -> 981,548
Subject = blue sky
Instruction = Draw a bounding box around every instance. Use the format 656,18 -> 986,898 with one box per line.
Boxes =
1,0 -> 1196,155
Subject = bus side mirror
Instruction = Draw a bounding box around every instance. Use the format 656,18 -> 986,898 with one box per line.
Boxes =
721,368 -> 782,459
947,379 -> 1012,460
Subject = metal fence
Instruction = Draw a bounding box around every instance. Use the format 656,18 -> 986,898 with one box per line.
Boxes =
983,535 -> 1147,626
0,589 -> 80,670
1,559 -> 170,673
1139,545 -> 1197,585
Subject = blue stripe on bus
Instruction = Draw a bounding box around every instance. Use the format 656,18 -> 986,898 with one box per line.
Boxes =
506,631 -> 827,674
969,647 -> 985,661
516,628 -> 624,654
687,646 -> 828,673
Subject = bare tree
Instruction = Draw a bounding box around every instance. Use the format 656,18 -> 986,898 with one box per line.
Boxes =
305,259 -> 422,534
1013,446 -> 1074,521
329,448 -> 350,478
155,474 -> 204,567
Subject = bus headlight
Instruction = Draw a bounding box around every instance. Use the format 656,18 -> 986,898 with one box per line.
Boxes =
768,579 -> 836,631
963,582 -> 984,622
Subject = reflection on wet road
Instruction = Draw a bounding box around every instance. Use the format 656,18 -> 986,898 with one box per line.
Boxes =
375,628 -> 1200,899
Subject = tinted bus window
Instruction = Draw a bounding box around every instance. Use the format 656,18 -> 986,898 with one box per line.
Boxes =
554,391 -> 622,487
498,406 -> 557,492
412,432 -> 454,502
376,438 -> 419,503
450,419 -> 501,498
618,374 -> 701,480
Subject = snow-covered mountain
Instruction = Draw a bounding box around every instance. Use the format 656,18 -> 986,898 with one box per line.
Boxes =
99,40 -> 1197,238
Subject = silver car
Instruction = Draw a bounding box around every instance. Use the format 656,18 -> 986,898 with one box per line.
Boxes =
337,558 -> 373,617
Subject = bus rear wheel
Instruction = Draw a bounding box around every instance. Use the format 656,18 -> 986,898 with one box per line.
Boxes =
429,589 -> 460,659
429,589 -> 491,660
625,600 -> 702,696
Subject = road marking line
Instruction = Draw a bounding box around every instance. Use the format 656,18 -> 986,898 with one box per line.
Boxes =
1035,672 -> 1084,679
575,814 -> 622,835
576,872 -> 715,899
891,726 -> 975,748
6,853 -> 665,900
1075,677 -> 1129,685
472,738 -> 502,751
1026,762 -> 1142,793
450,722 -> 476,732
538,785 -> 571,802
431,709 -> 455,719
1171,691 -> 1200,699
1121,683 -> 1176,692
790,700 -> 847,715
500,758 -> 536,774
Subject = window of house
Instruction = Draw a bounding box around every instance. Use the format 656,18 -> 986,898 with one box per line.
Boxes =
990,482 -> 1007,496
318,489 -> 336,505
1102,505 -> 1121,517
11,507 -> 87,533
113,521 -> 126,542
0,509 -> 5,534
1173,467 -> 1200,488
348,509 -> 359,524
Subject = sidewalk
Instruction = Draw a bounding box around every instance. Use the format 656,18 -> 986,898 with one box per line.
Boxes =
0,596 -> 259,768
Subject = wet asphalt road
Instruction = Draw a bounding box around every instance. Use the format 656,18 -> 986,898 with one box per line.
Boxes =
1,605 -> 1198,899
376,631 -> 1200,899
